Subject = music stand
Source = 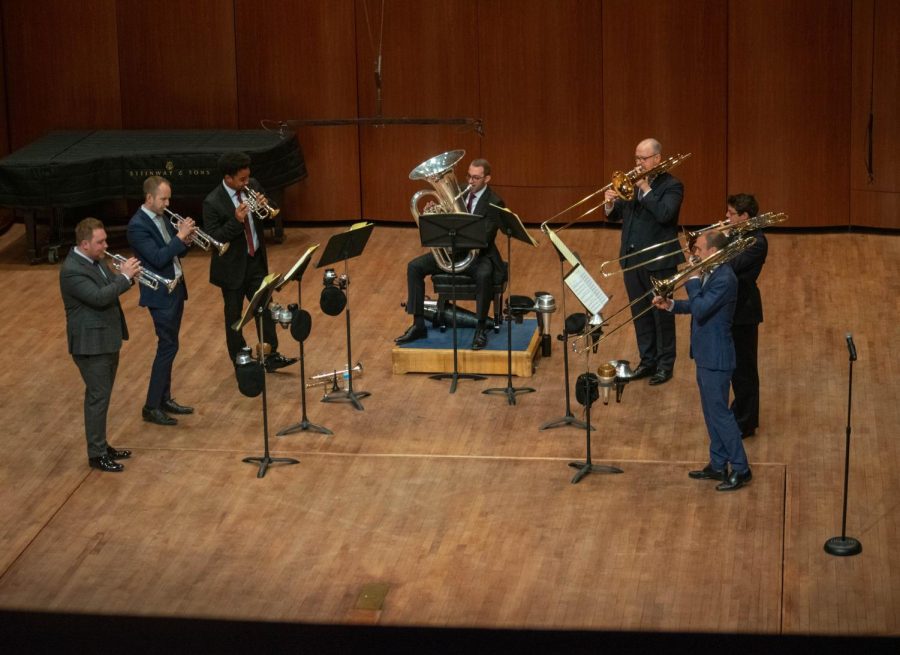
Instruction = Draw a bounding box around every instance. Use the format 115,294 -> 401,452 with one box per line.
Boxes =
316,222 -> 374,410
275,244 -> 332,437
419,212 -> 489,393
233,273 -> 299,478
483,204 -> 538,405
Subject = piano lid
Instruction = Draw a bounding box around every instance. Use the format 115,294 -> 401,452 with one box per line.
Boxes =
0,129 -> 307,207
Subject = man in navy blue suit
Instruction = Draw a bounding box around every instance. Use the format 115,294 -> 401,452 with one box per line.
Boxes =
127,176 -> 196,426
652,230 -> 751,491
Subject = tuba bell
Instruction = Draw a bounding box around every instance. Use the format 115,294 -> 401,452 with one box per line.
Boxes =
409,150 -> 479,273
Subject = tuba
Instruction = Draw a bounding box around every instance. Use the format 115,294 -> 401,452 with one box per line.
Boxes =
409,150 -> 479,273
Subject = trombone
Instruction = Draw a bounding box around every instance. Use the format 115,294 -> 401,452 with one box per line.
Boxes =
598,211 -> 787,278
571,235 -> 757,353
103,250 -> 179,293
242,187 -> 280,219
164,209 -> 230,256
541,152 -> 692,232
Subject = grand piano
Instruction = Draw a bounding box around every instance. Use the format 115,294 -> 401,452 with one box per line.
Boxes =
0,130 -> 306,263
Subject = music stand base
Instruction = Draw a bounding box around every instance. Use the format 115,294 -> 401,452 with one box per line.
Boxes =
824,536 -> 862,556
242,455 -> 300,479
277,419 -> 333,436
430,372 -> 485,394
568,461 -> 623,484
483,385 -> 535,406
541,413 -> 594,431
322,389 -> 370,411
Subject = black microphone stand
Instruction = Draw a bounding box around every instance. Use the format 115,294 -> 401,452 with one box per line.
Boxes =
277,275 -> 332,436
484,222 -> 535,405
242,306 -> 299,478
540,253 -> 592,431
824,334 -> 862,556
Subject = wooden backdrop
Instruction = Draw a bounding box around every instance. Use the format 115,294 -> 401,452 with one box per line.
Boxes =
0,0 -> 896,228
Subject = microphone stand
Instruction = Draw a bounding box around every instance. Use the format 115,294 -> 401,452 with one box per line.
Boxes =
323,257 -> 370,410
540,253 -> 592,431
824,334 -> 862,556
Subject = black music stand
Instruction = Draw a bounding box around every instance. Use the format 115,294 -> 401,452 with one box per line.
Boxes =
276,245 -> 332,437
483,204 -> 538,405
316,223 -> 374,410
540,245 -> 592,431
419,212 -> 488,393
233,274 -> 299,478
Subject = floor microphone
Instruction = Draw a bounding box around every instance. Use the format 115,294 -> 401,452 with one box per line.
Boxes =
845,333 -> 857,361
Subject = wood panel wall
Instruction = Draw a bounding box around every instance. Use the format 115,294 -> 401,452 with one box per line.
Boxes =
0,1 -> 896,229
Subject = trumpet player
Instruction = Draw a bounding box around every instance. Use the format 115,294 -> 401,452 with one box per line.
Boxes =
60,218 -> 140,472
203,152 -> 296,372
651,231 -> 751,491
604,138 -> 684,386
127,176 -> 195,426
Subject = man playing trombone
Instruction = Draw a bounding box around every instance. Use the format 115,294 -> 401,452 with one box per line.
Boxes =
604,138 -> 684,385
127,176 -> 195,426
651,230 -> 752,491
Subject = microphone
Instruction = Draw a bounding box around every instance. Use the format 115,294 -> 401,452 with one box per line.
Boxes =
845,333 -> 857,362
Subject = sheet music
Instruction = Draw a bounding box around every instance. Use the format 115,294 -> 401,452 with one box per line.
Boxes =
489,203 -> 539,247
564,264 -> 609,315
542,224 -> 580,267
279,243 -> 319,288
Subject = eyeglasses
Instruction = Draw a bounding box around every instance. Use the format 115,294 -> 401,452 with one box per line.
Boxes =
634,154 -> 658,163
466,174 -> 484,181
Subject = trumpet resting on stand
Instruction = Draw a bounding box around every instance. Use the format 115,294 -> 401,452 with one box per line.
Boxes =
306,362 -> 363,394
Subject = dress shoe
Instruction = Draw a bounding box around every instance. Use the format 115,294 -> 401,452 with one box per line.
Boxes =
741,428 -> 757,439
264,352 -> 298,373
688,464 -> 726,481
89,455 -> 124,472
716,467 -> 753,492
649,369 -> 673,386
142,406 -> 177,426
162,398 -> 193,415
107,445 -> 131,460
471,328 -> 488,350
628,364 -> 654,380
394,324 -> 427,345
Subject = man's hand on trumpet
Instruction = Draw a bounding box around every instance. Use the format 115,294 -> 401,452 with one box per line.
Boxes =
175,215 -> 197,244
235,200 -> 250,223
119,256 -> 142,280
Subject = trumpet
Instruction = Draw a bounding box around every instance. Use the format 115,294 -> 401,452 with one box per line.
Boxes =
305,362 -> 363,389
571,236 -> 756,353
103,251 -> 179,293
164,209 -> 229,256
242,187 -> 280,219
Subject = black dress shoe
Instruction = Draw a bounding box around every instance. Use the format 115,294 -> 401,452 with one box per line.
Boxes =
162,398 -> 193,415
629,364 -> 654,380
264,352 -> 298,372
688,464 -> 726,481
716,467 -> 753,491
741,428 -> 757,439
107,445 -> 131,460
471,328 -> 488,350
89,455 -> 124,472
394,324 -> 427,345
649,369 -> 673,386
142,406 -> 177,426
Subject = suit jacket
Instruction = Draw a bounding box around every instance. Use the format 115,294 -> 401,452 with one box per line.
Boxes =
672,264 -> 738,371
59,250 -> 131,355
728,229 -> 767,325
126,207 -> 189,309
607,172 -> 685,272
203,178 -> 269,290
470,186 -> 506,276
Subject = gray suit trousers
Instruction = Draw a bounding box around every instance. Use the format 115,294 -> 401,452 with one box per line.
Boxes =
73,351 -> 119,458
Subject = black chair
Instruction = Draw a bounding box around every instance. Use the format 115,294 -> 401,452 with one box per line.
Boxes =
431,262 -> 508,333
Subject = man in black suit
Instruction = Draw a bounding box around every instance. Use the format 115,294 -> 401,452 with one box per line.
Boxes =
395,158 -> 505,350
127,176 -> 195,426
725,193 -> 768,438
60,218 -> 140,472
604,138 -> 685,385
202,152 -> 296,371
652,230 -> 751,491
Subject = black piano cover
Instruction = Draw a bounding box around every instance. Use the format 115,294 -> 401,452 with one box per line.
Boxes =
0,130 -> 307,207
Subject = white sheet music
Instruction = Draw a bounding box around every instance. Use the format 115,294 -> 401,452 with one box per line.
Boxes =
564,264 -> 609,315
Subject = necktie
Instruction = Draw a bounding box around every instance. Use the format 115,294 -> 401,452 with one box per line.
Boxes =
237,190 -> 256,256
94,259 -> 108,281
467,192 -> 475,213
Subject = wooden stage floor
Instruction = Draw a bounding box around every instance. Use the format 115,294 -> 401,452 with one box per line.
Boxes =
0,222 -> 897,637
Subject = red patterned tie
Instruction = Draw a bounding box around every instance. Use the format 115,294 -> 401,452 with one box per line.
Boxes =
237,189 -> 255,256
467,192 -> 475,213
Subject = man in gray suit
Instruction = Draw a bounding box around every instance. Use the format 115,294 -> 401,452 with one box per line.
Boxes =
60,218 -> 140,472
